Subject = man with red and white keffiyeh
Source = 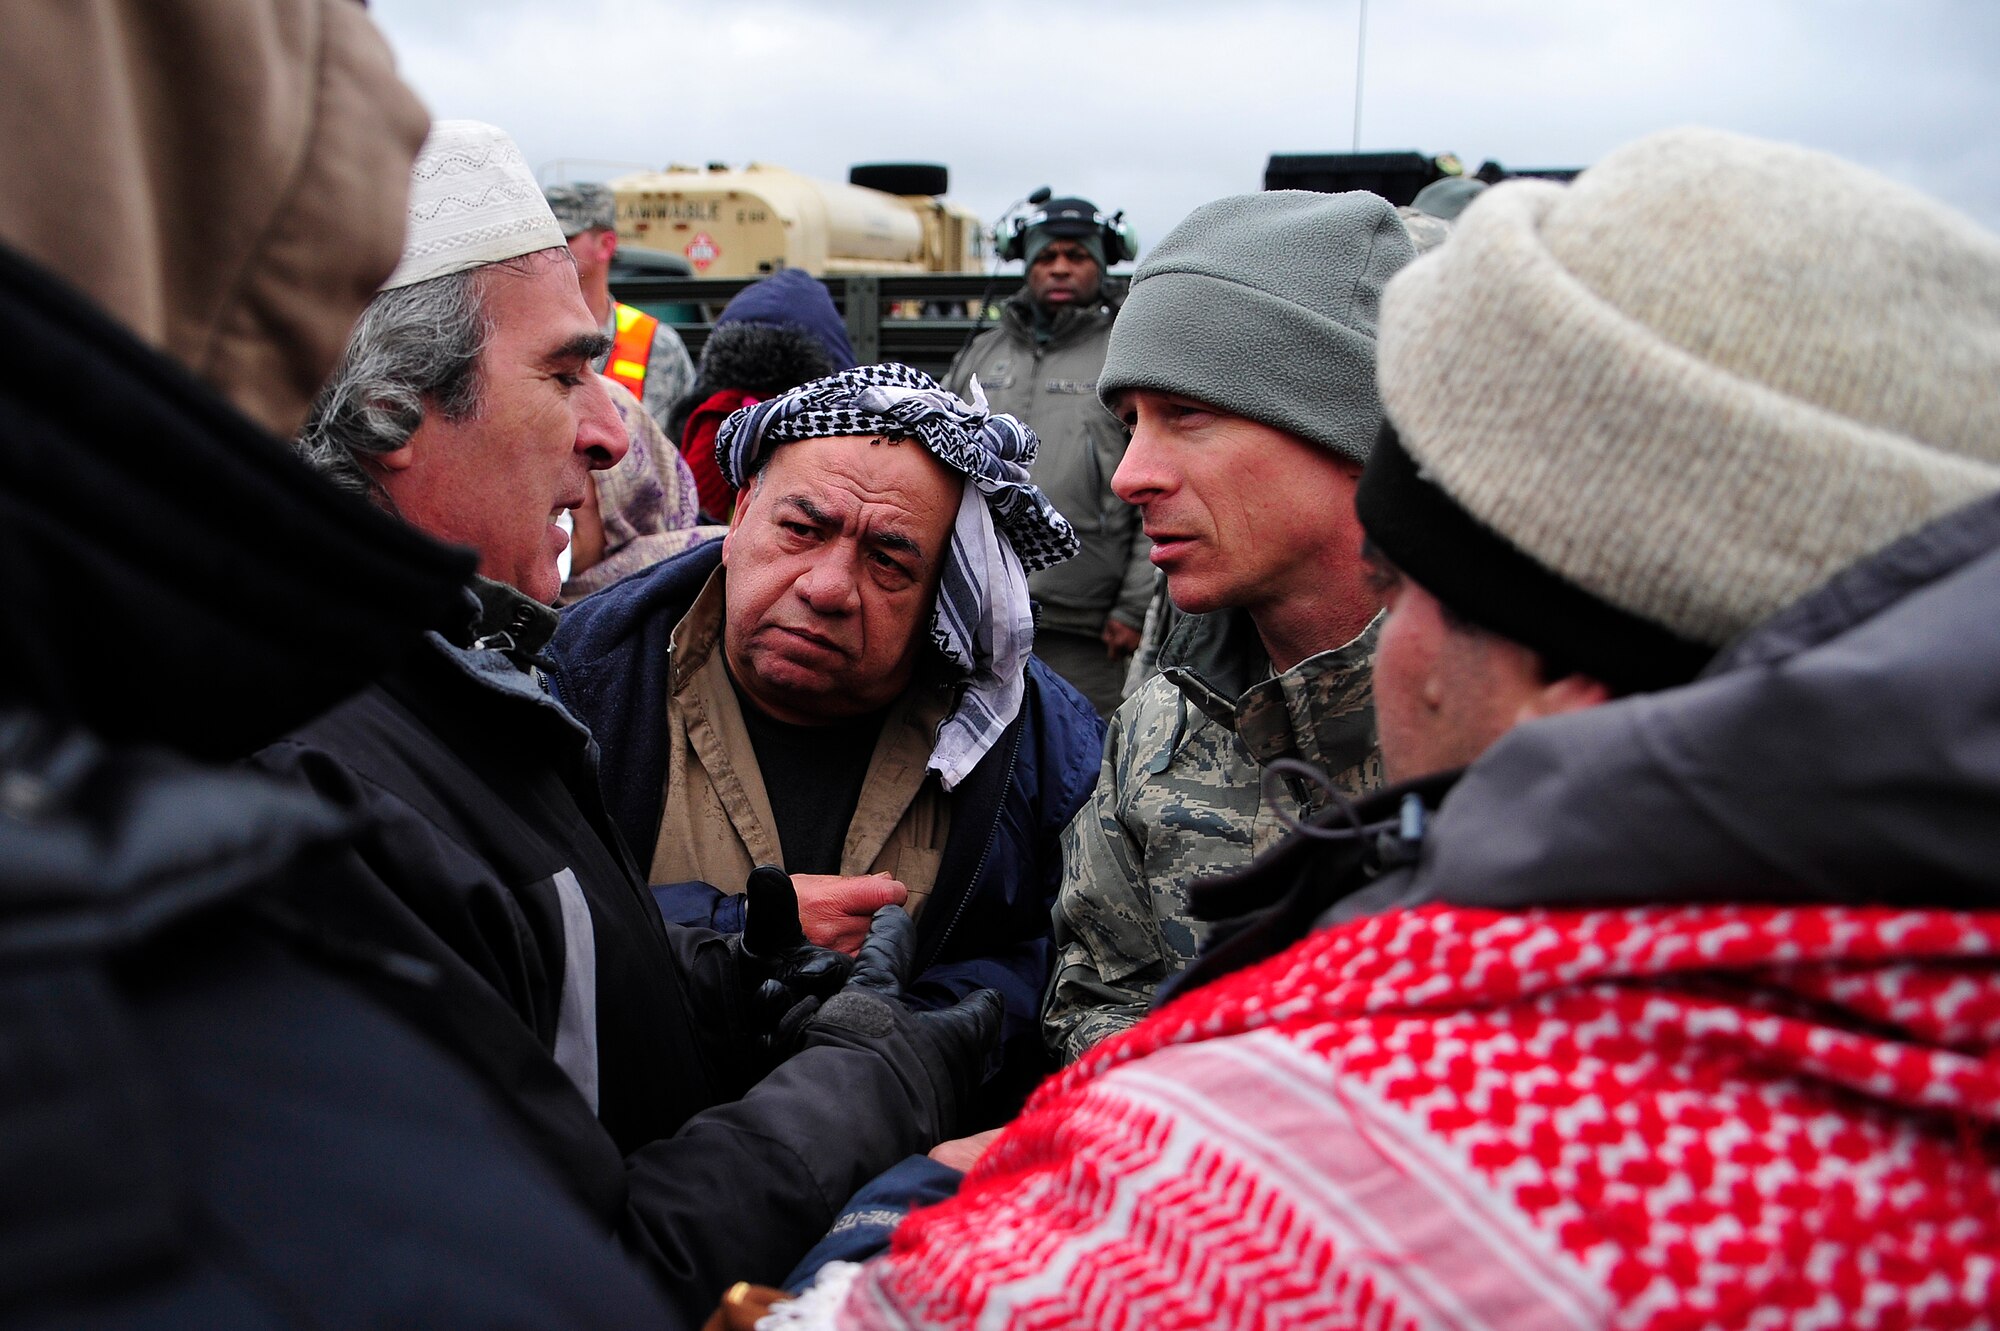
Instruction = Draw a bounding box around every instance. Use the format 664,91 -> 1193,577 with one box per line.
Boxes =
738,128 -> 2000,1330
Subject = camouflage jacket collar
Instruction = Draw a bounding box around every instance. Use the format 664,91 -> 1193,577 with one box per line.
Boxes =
1160,608 -> 1381,771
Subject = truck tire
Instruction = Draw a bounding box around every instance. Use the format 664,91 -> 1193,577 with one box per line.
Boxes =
850,163 -> 949,197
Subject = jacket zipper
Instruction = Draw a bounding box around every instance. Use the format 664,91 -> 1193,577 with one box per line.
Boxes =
1083,427 -> 1109,533
1028,339 -> 1114,535
919,720 -> 1024,972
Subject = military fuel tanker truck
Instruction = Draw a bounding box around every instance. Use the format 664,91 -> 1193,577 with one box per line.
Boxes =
610,161 -> 987,278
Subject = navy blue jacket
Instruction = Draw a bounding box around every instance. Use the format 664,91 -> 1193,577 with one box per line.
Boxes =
549,541 -> 1104,1109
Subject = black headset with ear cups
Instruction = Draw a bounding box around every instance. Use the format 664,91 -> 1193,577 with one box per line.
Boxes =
998,196 -> 1138,265
949,193 -> 1139,382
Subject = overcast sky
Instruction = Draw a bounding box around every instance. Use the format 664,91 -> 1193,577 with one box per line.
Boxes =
371,0 -> 2000,263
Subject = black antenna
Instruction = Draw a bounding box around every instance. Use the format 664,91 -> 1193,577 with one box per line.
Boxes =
1353,0 -> 1368,152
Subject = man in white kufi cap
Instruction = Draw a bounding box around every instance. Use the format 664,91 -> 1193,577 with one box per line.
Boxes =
302,117 -> 625,600
253,120 -> 1000,1321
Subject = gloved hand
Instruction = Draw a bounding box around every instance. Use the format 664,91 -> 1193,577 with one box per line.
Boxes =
739,865 -> 855,1052
795,904 -> 1002,1140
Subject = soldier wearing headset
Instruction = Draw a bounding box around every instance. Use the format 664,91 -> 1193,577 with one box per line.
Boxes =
945,197 -> 1145,718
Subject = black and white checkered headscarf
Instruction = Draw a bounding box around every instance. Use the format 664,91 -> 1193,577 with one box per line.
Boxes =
716,363 -> 1080,789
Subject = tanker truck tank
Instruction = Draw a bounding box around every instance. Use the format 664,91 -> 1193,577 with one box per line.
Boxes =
611,161 -> 985,278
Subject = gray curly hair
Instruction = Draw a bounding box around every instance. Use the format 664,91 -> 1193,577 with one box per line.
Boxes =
296,268 -> 490,504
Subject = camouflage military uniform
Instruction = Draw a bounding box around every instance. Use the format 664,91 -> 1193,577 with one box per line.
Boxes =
1042,607 -> 1381,1063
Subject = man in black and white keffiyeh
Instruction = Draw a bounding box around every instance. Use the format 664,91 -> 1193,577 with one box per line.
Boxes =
717,362 -> 1079,789
548,361 -> 1105,1106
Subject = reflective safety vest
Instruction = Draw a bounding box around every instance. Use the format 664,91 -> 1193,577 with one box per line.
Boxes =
605,302 -> 658,398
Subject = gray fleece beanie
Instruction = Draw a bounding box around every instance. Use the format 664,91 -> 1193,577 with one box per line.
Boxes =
1098,190 -> 1414,464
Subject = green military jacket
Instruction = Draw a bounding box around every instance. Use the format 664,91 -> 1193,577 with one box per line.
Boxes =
1041,607 -> 1381,1063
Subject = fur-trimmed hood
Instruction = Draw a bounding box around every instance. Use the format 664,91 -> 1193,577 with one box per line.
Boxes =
666,321 -> 837,444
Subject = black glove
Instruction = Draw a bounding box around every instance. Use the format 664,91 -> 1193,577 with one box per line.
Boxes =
739,865 -> 853,1051
796,904 -> 1002,1140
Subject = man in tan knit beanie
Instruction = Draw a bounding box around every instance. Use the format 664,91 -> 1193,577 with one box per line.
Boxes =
1356,125 -> 2000,782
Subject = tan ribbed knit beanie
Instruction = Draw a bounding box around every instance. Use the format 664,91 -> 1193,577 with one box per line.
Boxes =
1363,126 -> 2000,678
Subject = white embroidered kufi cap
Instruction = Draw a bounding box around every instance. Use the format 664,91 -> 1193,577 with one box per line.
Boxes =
380,119 -> 567,291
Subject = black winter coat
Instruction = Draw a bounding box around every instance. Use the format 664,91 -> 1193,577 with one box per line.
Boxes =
253,604 -> 952,1322
0,718 -> 677,1331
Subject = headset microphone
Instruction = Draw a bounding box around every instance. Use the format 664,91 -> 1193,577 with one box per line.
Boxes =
986,185 -> 1053,263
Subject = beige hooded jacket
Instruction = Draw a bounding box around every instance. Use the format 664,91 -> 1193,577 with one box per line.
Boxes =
0,0 -> 427,437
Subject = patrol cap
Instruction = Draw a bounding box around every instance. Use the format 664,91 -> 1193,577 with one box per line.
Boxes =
544,181 -> 618,237
1411,175 -> 1486,222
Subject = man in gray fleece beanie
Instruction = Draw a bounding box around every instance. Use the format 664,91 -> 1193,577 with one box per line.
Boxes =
1042,190 -> 1417,1064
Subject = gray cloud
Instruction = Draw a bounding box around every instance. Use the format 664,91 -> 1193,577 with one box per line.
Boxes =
370,0 -> 2000,253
